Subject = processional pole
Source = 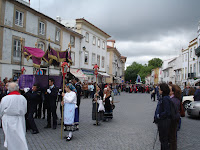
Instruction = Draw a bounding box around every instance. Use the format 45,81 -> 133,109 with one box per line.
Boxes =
20,37 -> 23,74
93,64 -> 99,125
61,62 -> 70,139
47,37 -> 51,78
68,43 -> 72,74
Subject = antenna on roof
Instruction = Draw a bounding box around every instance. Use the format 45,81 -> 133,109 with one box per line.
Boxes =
39,0 -> 40,12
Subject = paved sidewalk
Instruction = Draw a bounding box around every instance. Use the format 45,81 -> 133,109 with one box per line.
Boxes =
1,92 -> 200,150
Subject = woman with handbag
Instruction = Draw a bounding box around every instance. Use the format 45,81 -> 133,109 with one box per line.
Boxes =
92,85 -> 104,125
103,86 -> 113,121
169,84 -> 181,150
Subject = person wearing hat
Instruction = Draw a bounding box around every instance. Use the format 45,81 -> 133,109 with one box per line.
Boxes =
61,84 -> 77,141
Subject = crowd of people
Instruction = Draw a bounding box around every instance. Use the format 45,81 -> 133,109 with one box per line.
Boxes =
0,76 -> 119,149
153,82 -> 185,150
1,75 -> 200,150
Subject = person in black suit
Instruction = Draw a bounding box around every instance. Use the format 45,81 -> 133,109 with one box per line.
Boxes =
24,84 -> 41,134
72,78 -> 82,130
73,78 -> 81,115
44,78 -> 58,129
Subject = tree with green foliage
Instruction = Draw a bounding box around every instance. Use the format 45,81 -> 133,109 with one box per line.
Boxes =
148,58 -> 163,68
125,58 -> 163,83
125,62 -> 142,83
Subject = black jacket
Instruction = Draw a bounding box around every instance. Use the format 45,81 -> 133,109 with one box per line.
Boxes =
24,90 -> 41,111
154,95 -> 171,123
75,83 -> 81,106
46,85 -> 58,104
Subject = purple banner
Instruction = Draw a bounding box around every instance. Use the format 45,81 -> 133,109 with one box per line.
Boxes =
18,75 -> 35,89
34,75 -> 62,89
19,75 -> 63,90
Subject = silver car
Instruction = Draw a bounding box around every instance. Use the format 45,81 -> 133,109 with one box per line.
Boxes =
187,101 -> 200,117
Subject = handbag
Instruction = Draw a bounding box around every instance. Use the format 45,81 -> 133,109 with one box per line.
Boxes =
97,100 -> 105,112
180,102 -> 185,117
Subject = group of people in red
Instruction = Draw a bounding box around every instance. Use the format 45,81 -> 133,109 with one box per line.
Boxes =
124,83 -> 150,93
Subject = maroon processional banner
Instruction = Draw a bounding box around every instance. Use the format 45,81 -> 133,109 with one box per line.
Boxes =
23,46 -> 71,68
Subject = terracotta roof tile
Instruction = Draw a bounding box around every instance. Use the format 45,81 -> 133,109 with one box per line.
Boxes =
107,40 -> 115,43
107,45 -> 113,48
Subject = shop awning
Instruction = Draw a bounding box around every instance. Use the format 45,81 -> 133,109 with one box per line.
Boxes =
194,79 -> 200,85
82,69 -> 94,76
114,77 -> 121,80
70,68 -> 88,80
98,72 -> 110,78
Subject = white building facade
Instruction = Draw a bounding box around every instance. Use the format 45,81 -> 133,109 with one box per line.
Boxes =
173,55 -> 182,86
106,40 -> 126,83
0,0 -> 82,80
61,18 -> 111,83
194,22 -> 200,85
187,38 -> 198,86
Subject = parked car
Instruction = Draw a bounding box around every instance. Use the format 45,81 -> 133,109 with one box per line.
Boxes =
182,95 -> 194,110
187,101 -> 200,117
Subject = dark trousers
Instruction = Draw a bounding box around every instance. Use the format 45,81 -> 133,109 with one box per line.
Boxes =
151,93 -> 156,101
28,107 -> 39,132
60,103 -> 62,119
178,118 -> 181,130
169,120 -> 178,150
84,90 -> 88,98
47,101 -> 57,127
35,102 -> 42,118
43,101 -> 47,118
25,113 -> 30,130
158,119 -> 171,150
90,91 -> 94,98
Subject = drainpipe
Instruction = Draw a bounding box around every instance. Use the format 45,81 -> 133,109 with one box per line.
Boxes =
79,38 -> 82,70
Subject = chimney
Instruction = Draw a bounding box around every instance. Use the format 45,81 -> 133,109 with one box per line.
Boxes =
107,40 -> 115,48
16,0 -> 30,7
56,16 -> 61,23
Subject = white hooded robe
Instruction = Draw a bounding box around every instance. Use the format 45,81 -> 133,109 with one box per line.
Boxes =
0,93 -> 28,150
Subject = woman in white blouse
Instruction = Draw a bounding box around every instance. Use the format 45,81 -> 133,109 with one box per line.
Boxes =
62,84 -> 77,141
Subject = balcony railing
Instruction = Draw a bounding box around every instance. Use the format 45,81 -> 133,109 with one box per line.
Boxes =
188,73 -> 196,79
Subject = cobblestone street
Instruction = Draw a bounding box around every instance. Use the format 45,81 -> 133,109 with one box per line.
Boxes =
1,92 -> 200,150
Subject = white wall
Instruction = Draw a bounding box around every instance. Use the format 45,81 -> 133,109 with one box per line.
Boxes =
4,1 -> 14,27
79,24 -> 107,72
26,12 -> 38,35
62,31 -> 81,69
182,50 -> 188,80
1,1 -> 81,80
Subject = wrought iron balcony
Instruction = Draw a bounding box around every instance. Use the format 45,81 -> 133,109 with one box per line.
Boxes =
195,46 -> 200,56
188,73 -> 196,79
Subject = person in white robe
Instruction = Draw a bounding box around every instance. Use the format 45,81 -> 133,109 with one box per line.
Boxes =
61,84 -> 77,141
0,82 -> 28,150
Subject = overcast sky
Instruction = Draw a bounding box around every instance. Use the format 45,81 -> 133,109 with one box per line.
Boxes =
30,0 -> 200,66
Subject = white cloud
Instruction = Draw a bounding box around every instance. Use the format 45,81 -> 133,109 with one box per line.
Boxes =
115,29 -> 196,66
29,0 -> 200,69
